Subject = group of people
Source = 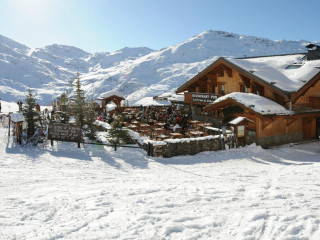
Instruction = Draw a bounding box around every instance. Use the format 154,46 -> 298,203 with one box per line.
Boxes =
97,112 -> 115,124
122,104 -> 190,133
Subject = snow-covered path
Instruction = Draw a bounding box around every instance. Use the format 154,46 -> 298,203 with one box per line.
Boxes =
1,126 -> 320,240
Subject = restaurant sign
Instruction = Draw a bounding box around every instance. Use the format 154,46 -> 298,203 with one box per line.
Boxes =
192,93 -> 218,104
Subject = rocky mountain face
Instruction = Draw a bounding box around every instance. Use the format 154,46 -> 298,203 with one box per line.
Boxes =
0,30 -> 315,104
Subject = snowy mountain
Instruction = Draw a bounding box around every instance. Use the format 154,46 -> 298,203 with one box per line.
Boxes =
0,30 -> 317,105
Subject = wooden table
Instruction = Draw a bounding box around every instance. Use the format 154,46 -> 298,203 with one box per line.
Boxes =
170,133 -> 184,139
156,134 -> 170,141
154,128 -> 166,133
128,124 -> 138,130
189,131 -> 204,137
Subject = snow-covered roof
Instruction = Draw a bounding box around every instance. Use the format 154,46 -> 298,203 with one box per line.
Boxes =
133,97 -> 171,106
168,93 -> 185,102
228,116 -> 253,125
227,54 -> 320,92
209,92 -> 290,115
99,91 -> 125,99
157,92 -> 173,98
10,113 -> 25,122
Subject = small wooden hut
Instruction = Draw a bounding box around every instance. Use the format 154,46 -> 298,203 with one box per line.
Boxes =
10,113 -> 25,145
98,91 -> 125,113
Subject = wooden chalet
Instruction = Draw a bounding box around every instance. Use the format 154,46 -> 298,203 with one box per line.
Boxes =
176,47 -> 320,147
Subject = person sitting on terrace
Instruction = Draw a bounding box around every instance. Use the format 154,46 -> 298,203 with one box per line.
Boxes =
176,115 -> 182,124
97,114 -> 104,121
164,121 -> 170,131
173,123 -> 181,133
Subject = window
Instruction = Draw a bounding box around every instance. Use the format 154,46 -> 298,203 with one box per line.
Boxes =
217,83 -> 225,95
240,85 -> 248,93
212,84 -> 215,94
252,84 -> 264,96
219,70 -> 224,77
221,85 -> 225,95
286,64 -> 302,69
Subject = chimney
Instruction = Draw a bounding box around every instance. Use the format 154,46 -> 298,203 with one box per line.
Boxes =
306,44 -> 320,61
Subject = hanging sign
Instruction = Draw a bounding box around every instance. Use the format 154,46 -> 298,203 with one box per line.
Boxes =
192,93 -> 218,104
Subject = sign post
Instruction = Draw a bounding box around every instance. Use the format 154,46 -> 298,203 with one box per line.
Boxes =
48,123 -> 82,148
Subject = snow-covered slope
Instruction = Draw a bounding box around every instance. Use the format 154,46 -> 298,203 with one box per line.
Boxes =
0,31 -> 317,105
1,123 -> 320,239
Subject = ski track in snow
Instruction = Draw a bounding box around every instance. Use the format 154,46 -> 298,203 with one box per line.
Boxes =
0,126 -> 320,239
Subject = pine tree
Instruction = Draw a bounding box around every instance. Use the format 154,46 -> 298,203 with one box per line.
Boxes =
108,117 -> 131,145
73,73 -> 86,127
23,88 -> 41,138
56,92 -> 70,124
86,99 -> 97,140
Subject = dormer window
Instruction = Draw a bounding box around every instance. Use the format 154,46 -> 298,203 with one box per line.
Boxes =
286,64 -> 302,69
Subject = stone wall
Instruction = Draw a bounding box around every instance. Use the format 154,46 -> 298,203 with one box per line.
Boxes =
192,115 -> 222,127
246,130 -> 256,145
143,136 -> 222,158
257,132 -> 303,148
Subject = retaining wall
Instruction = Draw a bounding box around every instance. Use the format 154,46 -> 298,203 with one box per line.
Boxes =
141,136 -> 223,158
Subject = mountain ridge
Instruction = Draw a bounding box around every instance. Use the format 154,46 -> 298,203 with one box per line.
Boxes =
0,30 -> 317,105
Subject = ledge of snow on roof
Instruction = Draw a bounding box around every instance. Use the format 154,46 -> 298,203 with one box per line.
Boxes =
133,97 -> 171,106
228,116 -> 253,125
99,91 -> 125,99
213,92 -> 290,115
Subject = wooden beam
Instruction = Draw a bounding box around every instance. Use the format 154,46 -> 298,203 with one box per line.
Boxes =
286,118 -> 297,127
262,117 -> 275,129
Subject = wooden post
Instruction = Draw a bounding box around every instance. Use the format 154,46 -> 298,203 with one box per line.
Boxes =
8,116 -> 11,136
147,142 -> 152,156
51,139 -> 53,146
17,122 -> 22,145
78,142 -> 80,148
114,142 -> 117,151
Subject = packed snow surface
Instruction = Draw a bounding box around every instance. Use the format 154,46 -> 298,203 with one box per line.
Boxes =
1,123 -> 320,239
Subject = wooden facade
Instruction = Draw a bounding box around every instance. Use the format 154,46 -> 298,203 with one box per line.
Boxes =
176,57 -> 320,147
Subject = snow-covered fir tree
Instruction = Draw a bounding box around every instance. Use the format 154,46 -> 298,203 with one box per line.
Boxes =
73,73 -> 86,127
108,117 -> 131,145
56,92 -> 70,124
22,88 -> 41,137
85,99 -> 97,140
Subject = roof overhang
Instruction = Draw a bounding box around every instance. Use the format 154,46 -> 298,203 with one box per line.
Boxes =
292,71 -> 320,103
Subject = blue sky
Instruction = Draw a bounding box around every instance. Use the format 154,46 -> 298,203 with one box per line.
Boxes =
0,0 -> 319,53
